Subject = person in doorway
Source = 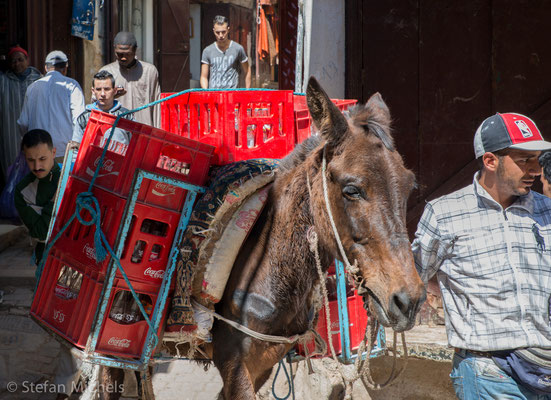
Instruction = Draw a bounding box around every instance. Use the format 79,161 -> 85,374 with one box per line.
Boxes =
412,112 -> 551,399
17,50 -> 85,163
200,15 -> 251,89
100,31 -> 160,127
72,70 -> 134,145
0,46 -> 41,182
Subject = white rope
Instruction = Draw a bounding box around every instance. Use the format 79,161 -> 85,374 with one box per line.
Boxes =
79,363 -> 101,400
305,147 -> 409,397
191,299 -> 319,346
320,147 -> 360,276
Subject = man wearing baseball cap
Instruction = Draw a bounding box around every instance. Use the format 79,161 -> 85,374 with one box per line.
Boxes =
412,113 -> 551,398
17,50 -> 85,162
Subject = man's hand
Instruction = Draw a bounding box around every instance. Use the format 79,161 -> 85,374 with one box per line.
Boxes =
115,85 -> 127,98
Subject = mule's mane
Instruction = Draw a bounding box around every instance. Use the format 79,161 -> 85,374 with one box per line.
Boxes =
278,134 -> 322,173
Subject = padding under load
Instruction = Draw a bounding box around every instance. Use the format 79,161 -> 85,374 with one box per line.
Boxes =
166,159 -> 279,334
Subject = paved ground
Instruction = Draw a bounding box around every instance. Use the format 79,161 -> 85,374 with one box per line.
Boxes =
0,226 -> 224,399
0,224 -> 454,399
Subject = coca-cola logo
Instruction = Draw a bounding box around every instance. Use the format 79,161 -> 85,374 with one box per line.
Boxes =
144,267 -> 165,280
151,182 -> 176,197
83,243 -> 96,260
55,285 -> 77,300
108,337 -> 131,348
93,156 -> 116,172
53,309 -> 65,323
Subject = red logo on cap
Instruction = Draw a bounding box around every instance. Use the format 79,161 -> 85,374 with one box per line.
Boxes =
500,113 -> 542,144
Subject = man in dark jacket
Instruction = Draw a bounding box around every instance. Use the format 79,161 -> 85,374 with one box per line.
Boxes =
0,46 -> 41,182
72,70 -> 134,144
14,129 -> 59,264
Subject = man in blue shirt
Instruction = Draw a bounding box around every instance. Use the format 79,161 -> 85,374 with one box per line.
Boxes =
72,70 -> 134,144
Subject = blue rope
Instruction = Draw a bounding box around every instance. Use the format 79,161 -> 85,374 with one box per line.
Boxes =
272,354 -> 295,400
74,191 -> 107,262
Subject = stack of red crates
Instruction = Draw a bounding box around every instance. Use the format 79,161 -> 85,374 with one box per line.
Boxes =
30,110 -> 214,358
161,91 -> 357,165
160,90 -> 297,165
160,90 -> 364,356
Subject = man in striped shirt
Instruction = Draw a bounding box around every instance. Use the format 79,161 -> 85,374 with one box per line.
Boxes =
412,113 -> 551,398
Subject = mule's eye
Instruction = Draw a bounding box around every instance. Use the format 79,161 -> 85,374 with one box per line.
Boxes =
343,185 -> 361,199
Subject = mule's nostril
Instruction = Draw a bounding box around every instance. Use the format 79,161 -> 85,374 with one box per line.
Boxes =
390,290 -> 412,317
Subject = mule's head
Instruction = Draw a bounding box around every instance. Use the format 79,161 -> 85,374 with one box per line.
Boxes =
306,77 -> 425,332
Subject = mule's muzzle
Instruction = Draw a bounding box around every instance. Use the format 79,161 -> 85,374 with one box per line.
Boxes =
360,284 -> 426,332
387,287 -> 426,332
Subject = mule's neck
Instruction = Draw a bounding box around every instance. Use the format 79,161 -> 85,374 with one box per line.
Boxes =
271,164 -> 334,274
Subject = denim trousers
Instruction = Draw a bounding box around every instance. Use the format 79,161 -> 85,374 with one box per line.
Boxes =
451,349 -> 551,400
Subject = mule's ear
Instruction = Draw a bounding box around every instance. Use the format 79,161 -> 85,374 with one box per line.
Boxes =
365,92 -> 390,120
306,77 -> 348,148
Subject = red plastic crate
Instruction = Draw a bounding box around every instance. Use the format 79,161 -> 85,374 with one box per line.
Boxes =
52,176 -> 181,286
296,278 -> 369,357
161,91 -> 296,165
73,110 -> 214,205
293,95 -> 357,144
52,176 -> 125,270
31,249 -> 170,358
117,206 -> 181,286
31,249 -> 104,348
95,279 -> 171,358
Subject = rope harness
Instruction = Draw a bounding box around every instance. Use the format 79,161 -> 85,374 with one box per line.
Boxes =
304,147 -> 409,398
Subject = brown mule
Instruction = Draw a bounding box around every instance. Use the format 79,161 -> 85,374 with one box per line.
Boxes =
101,77 -> 425,399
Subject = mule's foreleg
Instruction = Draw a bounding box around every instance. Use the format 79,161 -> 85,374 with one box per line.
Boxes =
99,366 -> 124,400
216,358 -> 256,400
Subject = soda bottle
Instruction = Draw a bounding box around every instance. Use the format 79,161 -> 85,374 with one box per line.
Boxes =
55,265 -> 71,300
149,244 -> 161,261
109,291 -> 127,324
131,240 -> 146,263
125,293 -> 141,324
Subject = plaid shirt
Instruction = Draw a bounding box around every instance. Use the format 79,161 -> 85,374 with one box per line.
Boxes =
412,173 -> 551,351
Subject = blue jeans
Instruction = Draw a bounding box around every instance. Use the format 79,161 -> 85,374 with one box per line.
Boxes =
451,349 -> 551,400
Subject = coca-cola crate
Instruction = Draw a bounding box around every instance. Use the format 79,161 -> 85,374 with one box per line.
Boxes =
293,95 -> 357,144
117,207 -> 181,287
31,249 -> 103,348
73,110 -> 214,207
160,90 -> 296,165
95,279 -> 171,358
53,176 -> 181,286
31,249 -> 171,358
52,176 -> 126,270
296,275 -> 369,358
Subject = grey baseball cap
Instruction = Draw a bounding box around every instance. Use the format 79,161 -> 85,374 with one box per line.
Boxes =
45,50 -> 68,65
473,112 -> 551,158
